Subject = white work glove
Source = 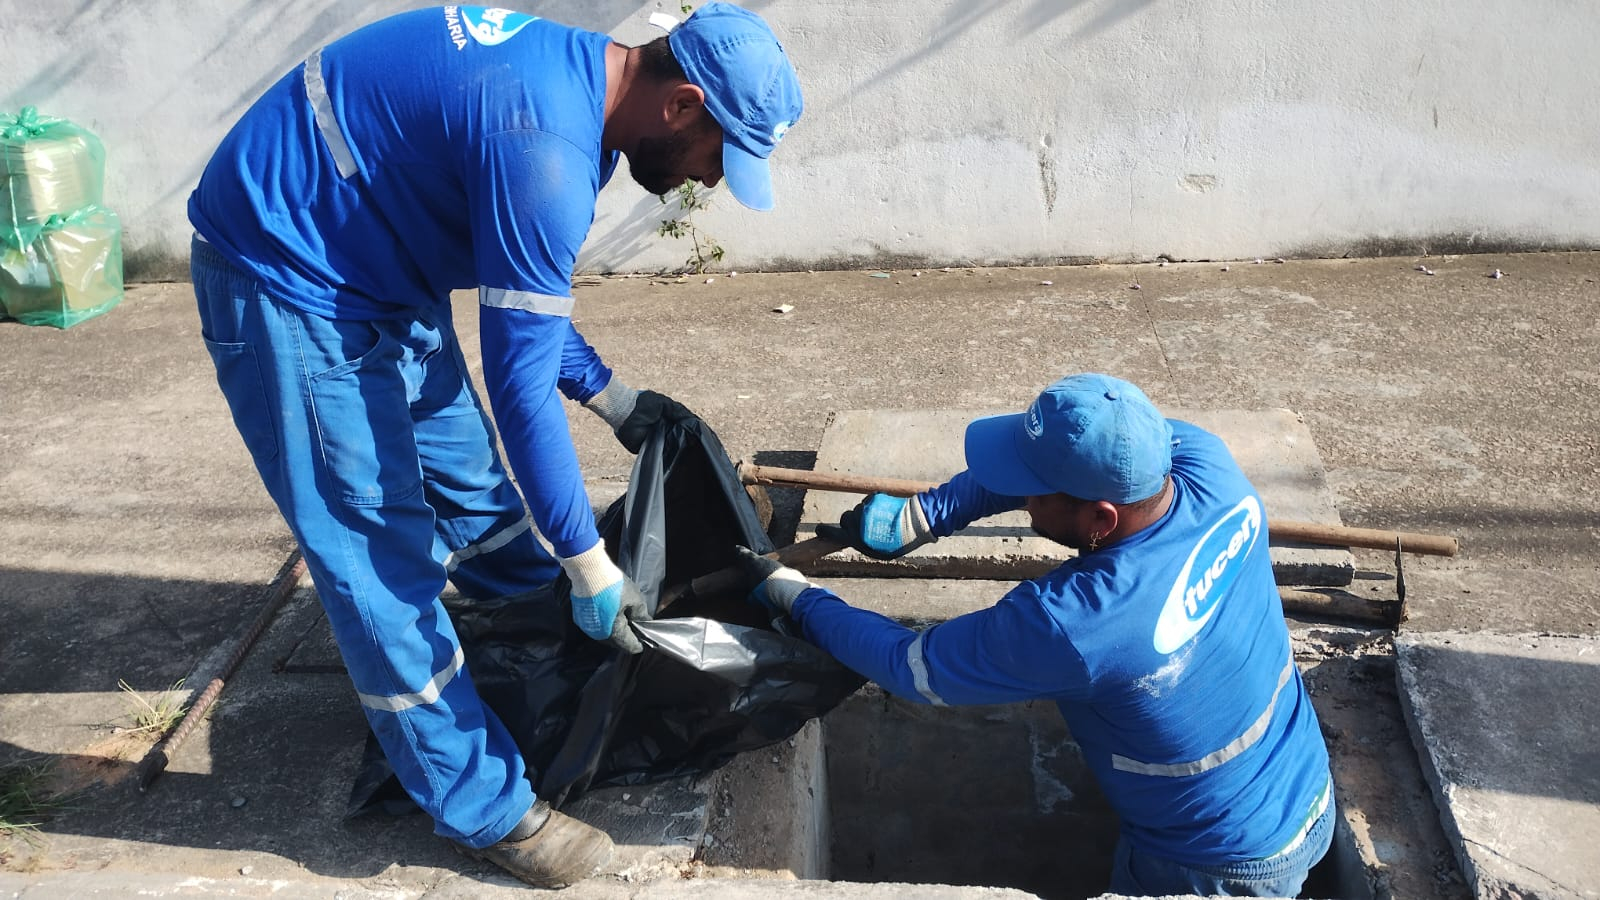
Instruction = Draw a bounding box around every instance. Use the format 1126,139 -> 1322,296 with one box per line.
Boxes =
559,542 -> 648,654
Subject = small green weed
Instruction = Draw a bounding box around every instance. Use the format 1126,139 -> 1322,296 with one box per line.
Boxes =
657,181 -> 725,275
118,679 -> 188,735
0,760 -> 67,841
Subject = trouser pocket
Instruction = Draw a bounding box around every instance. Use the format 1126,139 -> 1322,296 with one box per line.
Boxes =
203,338 -> 282,472
306,318 -> 425,507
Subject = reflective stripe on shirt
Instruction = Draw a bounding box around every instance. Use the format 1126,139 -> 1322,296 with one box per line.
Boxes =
1110,654 -> 1295,777
481,287 -> 575,317
303,48 -> 358,179
356,644 -> 465,713
906,633 -> 947,706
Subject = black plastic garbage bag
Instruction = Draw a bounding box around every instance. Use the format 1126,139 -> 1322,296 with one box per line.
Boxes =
347,417 -> 865,818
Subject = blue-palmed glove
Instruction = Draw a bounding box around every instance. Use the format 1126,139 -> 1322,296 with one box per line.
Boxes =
583,378 -> 696,454
732,546 -> 815,618
559,543 -> 648,654
815,492 -> 934,561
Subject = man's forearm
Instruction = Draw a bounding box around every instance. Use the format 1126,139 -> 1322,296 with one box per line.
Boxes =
791,587 -> 933,703
920,469 -> 1026,537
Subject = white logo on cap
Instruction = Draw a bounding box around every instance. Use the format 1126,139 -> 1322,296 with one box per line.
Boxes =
1024,399 -> 1044,439
771,121 -> 791,143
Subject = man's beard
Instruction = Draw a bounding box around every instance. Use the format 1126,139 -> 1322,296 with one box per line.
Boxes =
1031,523 -> 1079,551
630,129 -> 697,196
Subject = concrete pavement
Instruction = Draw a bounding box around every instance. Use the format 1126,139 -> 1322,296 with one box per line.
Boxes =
1,251 -> 1597,897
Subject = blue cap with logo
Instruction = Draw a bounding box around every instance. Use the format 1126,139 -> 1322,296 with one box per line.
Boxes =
668,2 -> 802,212
963,374 -> 1175,503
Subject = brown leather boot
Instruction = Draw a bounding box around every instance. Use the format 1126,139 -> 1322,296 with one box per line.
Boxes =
456,801 -> 614,888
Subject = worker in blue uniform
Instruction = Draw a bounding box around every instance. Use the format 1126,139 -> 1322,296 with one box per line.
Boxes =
734,373 -> 1334,897
188,3 -> 801,888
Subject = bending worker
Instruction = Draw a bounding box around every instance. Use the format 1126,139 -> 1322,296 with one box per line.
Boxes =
734,373 -> 1333,897
189,4 -> 801,888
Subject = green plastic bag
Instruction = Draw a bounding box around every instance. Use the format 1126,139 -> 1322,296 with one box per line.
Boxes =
0,205 -> 123,329
1,107 -> 107,250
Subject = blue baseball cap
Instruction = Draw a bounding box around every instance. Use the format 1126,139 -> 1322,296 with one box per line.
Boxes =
668,2 -> 802,212
964,374 -> 1175,503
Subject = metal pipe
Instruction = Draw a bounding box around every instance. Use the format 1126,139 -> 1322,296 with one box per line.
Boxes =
735,461 -> 1458,557
661,537 -> 1398,627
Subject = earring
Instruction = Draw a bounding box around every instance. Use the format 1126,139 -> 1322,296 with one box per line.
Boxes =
1088,532 -> 1102,552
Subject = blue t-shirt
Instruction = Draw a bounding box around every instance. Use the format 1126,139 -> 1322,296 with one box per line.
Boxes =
795,420 -> 1332,865
189,7 -> 623,557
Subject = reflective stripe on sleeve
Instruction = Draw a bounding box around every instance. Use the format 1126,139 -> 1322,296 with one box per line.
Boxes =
906,633 -> 947,706
480,287 -> 575,317
303,48 -> 358,179
356,645 -> 465,713
442,517 -> 532,573
1111,654 -> 1295,777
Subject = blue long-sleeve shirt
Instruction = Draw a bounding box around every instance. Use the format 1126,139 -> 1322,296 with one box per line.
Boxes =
189,8 -> 619,557
794,421 -> 1331,866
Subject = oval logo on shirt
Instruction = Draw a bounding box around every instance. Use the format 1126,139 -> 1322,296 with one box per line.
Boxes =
1151,495 -> 1262,654
459,7 -> 538,47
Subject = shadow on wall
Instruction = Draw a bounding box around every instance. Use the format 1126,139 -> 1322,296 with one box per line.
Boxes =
849,0 -> 1160,103
579,187 -> 691,275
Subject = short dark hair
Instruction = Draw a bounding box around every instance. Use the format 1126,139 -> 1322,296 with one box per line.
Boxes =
1060,475 -> 1170,511
1120,476 -> 1171,514
634,35 -> 687,82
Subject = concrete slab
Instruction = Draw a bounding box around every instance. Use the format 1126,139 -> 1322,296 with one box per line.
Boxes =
0,870 -> 1047,899
1395,631 -> 1600,899
699,718 -> 830,881
562,778 -> 713,882
797,408 -> 1353,586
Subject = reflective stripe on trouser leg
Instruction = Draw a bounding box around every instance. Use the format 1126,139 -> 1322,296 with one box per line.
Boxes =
409,309 -> 561,599
190,239 -> 532,849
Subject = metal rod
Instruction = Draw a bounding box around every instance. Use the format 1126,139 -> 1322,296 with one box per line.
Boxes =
1278,588 -> 1403,628
662,537 -> 1398,627
735,461 -> 1459,557
659,536 -> 844,611
135,549 -> 308,792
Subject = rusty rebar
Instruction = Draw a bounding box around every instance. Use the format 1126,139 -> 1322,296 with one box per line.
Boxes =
135,549 -> 307,792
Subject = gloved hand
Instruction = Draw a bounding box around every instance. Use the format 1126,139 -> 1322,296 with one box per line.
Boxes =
582,378 -> 696,453
815,493 -> 934,560
559,542 -> 648,654
732,546 -> 814,618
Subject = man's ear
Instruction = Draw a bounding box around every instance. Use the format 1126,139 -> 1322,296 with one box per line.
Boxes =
663,83 -> 707,126
1088,500 -> 1120,537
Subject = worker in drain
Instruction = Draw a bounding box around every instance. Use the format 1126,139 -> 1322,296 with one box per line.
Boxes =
733,373 -> 1333,897
188,3 -> 800,889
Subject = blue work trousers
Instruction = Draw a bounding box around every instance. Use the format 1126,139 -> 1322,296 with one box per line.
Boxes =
1109,790 -> 1336,897
192,237 -> 556,848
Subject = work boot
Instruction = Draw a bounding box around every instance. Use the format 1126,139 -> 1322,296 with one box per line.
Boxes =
456,800 -> 613,888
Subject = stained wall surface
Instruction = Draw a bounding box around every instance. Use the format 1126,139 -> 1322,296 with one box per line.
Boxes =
5,1 -> 1596,278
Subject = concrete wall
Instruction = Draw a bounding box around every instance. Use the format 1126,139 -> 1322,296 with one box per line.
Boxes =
6,1 -> 1597,279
